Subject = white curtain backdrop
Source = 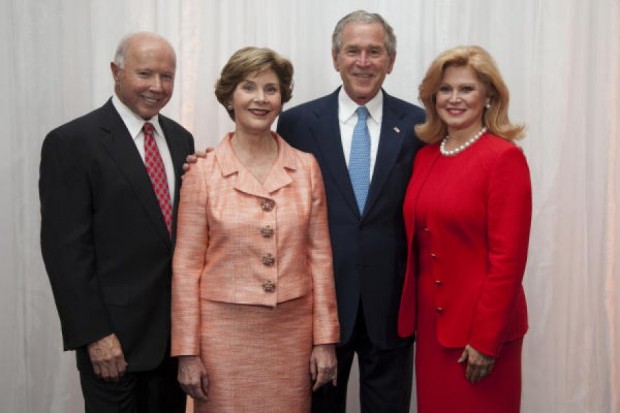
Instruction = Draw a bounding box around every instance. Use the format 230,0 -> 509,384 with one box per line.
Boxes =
1,0 -> 618,412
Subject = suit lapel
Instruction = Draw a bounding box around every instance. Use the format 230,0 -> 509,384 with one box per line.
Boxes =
215,133 -> 293,199
364,93 -> 408,215
310,91 -> 360,216
160,116 -> 187,206
99,101 -> 171,245
409,148 -> 440,211
263,134 -> 294,194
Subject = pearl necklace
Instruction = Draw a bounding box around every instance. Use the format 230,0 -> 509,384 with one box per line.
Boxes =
440,127 -> 487,156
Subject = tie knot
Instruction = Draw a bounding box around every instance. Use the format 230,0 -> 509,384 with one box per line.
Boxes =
143,122 -> 155,136
356,106 -> 369,121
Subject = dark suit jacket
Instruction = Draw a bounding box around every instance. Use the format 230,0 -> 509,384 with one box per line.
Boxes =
277,88 -> 425,349
40,99 -> 194,371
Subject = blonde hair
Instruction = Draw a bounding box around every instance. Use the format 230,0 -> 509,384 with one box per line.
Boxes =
416,45 -> 525,143
215,47 -> 294,120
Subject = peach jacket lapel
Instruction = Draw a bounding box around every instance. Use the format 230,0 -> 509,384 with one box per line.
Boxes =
214,132 -> 295,198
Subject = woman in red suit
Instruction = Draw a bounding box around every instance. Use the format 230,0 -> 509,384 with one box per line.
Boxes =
397,45 -> 532,412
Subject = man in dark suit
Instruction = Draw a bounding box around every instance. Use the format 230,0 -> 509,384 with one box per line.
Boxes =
277,10 -> 425,413
39,32 -> 194,412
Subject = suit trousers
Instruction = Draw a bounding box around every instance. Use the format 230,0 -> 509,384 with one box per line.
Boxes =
76,348 -> 185,413
312,305 -> 414,413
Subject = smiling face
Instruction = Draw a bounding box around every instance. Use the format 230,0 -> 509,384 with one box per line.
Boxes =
230,69 -> 282,135
111,34 -> 176,120
435,65 -> 489,139
332,22 -> 395,105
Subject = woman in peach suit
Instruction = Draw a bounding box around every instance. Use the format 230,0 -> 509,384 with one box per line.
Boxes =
171,47 -> 339,412
397,46 -> 532,412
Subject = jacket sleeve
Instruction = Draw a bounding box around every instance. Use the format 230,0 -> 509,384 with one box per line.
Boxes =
307,156 -> 340,345
469,146 -> 532,356
39,131 -> 112,350
171,158 -> 209,356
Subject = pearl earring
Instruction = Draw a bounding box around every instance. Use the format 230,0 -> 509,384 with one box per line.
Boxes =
227,104 -> 233,111
485,103 -> 491,109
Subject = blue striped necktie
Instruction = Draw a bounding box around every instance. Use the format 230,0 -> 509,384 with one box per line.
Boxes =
349,106 -> 371,213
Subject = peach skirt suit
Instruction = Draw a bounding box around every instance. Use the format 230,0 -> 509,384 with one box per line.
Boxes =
171,133 -> 339,413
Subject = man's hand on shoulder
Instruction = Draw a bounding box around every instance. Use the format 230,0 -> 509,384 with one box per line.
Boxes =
87,333 -> 127,382
182,147 -> 213,173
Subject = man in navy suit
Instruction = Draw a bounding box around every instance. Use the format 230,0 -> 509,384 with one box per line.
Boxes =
277,10 -> 425,413
39,32 -> 194,412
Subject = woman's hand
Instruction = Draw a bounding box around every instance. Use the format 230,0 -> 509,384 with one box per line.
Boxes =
177,355 -> 209,401
310,344 -> 337,391
458,344 -> 495,383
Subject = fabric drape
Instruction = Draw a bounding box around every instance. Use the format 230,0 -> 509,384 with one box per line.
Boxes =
2,1 -> 619,412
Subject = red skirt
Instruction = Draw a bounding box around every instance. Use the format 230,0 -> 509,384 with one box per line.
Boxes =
415,235 -> 523,413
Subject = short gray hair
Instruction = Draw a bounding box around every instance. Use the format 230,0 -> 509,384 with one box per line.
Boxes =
331,10 -> 397,57
113,33 -> 133,68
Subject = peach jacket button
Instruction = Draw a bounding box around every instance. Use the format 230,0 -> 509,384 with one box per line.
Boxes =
262,279 -> 276,292
261,253 -> 275,266
260,199 -> 275,212
260,225 -> 274,238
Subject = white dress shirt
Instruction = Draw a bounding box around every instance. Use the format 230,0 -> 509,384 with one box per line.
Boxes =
112,95 -> 175,201
337,88 -> 383,180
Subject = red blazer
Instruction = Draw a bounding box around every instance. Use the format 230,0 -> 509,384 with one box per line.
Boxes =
397,133 -> 532,357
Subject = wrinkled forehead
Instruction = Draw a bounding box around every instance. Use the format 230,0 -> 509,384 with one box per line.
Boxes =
125,36 -> 176,66
340,22 -> 388,48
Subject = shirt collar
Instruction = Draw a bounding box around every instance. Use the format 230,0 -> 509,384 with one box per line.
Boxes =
111,95 -> 164,139
214,132 -> 297,196
338,88 -> 383,125
215,132 -> 297,176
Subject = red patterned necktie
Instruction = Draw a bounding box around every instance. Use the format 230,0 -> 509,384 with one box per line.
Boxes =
143,122 -> 172,236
